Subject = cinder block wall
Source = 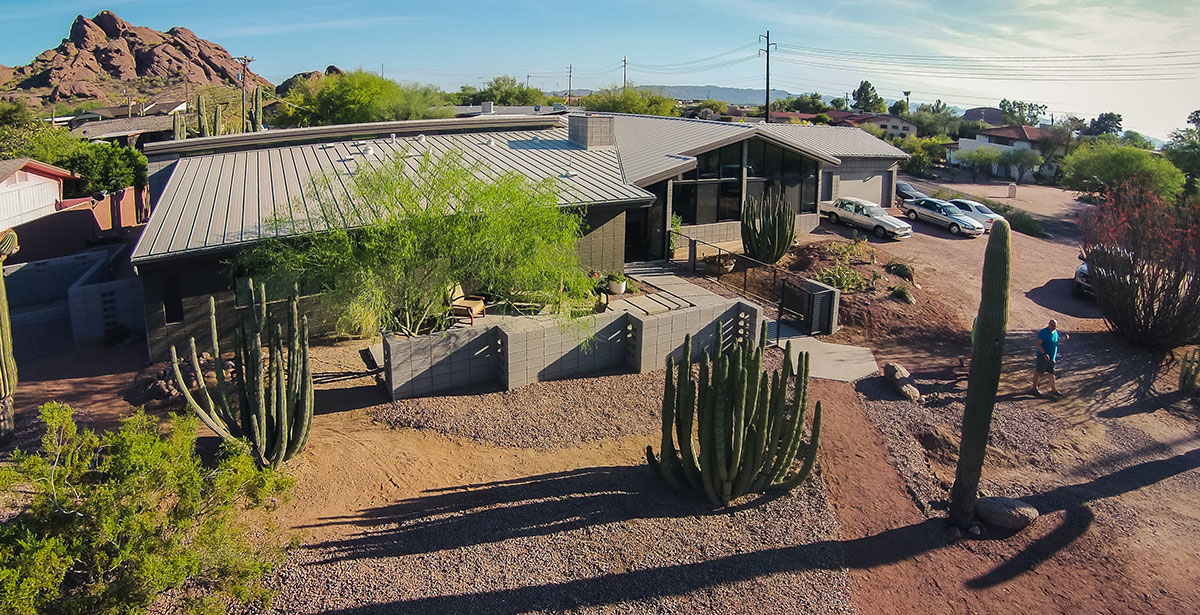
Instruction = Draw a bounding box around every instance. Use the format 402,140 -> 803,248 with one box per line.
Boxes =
383,326 -> 500,399
68,277 -> 145,343
627,301 -> 762,373
681,213 -> 819,247
3,251 -> 106,309
500,310 -> 628,389
575,207 -> 625,273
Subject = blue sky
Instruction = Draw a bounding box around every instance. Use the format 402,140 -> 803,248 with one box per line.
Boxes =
2,0 -> 1197,138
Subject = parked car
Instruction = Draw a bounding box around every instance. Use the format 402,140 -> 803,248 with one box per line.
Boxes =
820,196 -> 913,239
895,180 -> 928,205
948,199 -> 1005,233
1073,260 -> 1092,298
900,198 -> 986,236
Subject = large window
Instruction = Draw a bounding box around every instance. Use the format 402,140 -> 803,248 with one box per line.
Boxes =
675,139 -> 819,224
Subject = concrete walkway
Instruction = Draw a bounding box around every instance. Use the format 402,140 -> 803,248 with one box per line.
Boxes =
609,262 -> 729,316
770,321 -> 879,382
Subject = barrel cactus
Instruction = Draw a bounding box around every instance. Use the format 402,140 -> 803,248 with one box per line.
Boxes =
0,230 -> 18,438
647,321 -> 822,506
171,278 -> 313,468
740,193 -> 796,264
949,219 -> 1011,527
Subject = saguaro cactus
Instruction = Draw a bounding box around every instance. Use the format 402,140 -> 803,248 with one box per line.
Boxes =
1181,348 -> 1200,395
172,111 -> 186,140
171,279 -> 313,467
251,87 -> 263,132
740,193 -> 796,264
0,230 -> 18,438
647,321 -> 822,506
197,94 -> 209,137
949,219 -> 1011,527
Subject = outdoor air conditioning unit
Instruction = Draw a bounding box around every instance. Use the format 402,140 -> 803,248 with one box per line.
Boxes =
481,101 -> 494,114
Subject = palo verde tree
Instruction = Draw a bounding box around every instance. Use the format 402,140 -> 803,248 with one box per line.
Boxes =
477,75 -> 545,106
581,85 -> 677,116
1080,180 -> 1200,348
949,219 -> 1011,528
239,149 -> 594,338
999,148 -> 1044,184
1061,142 -> 1185,199
272,70 -> 453,128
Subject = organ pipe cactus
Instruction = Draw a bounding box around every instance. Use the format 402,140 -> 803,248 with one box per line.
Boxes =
197,94 -> 209,137
740,193 -> 796,264
171,278 -> 313,468
251,87 -> 263,132
647,321 -> 822,506
1181,348 -> 1200,395
949,219 -> 1011,528
0,230 -> 18,438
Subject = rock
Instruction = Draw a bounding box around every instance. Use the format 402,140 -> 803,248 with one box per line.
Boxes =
277,70 -> 324,96
967,524 -> 983,536
69,16 -> 108,49
325,65 -> 345,76
975,496 -> 1039,530
884,362 -> 922,402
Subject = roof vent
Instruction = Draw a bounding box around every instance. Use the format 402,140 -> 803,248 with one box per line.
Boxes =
352,140 -> 366,146
485,137 -> 496,146
390,133 -> 396,144
482,101 -> 494,114
362,145 -> 375,157
568,114 -> 614,149
416,134 -> 426,144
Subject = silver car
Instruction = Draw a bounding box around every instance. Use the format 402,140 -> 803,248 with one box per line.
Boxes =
901,198 -> 985,236
949,199 -> 1005,233
820,197 -> 913,239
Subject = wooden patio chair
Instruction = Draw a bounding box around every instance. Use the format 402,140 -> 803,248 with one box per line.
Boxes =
449,284 -> 486,325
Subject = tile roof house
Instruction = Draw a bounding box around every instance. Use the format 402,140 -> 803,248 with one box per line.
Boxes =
950,125 -> 1062,182
133,113 -> 907,359
0,158 -> 78,230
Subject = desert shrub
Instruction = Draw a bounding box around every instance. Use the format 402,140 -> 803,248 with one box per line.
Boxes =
890,285 -> 916,304
884,259 -> 915,284
0,403 -> 292,615
929,189 -> 1047,238
817,262 -> 870,292
825,237 -> 868,263
1081,181 -> 1200,348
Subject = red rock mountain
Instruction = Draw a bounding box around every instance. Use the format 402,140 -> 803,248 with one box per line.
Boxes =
1,10 -> 272,107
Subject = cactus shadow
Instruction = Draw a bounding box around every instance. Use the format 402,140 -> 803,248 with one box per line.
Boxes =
299,464 -> 788,565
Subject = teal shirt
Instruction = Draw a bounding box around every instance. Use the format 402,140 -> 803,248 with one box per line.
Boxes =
1037,327 -> 1059,361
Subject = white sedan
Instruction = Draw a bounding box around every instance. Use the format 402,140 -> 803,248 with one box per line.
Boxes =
820,197 -> 913,239
948,199 -> 1005,232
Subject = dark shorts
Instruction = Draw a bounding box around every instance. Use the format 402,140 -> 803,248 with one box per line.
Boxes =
1036,354 -> 1056,375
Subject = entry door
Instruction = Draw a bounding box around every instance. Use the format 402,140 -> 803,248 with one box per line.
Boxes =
624,208 -> 648,263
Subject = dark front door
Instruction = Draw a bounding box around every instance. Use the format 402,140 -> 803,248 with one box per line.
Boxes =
625,208 -> 648,262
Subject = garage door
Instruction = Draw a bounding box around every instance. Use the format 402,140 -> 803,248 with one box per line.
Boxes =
836,169 -> 884,206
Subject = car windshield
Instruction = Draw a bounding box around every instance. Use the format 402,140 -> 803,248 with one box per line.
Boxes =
944,205 -> 965,216
864,206 -> 887,217
974,204 -> 995,215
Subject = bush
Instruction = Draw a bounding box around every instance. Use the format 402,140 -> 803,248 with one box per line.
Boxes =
817,262 -> 870,292
0,403 -> 292,615
890,285 -> 916,304
1062,141 -> 1186,200
884,259 -> 915,283
1080,181 -> 1200,348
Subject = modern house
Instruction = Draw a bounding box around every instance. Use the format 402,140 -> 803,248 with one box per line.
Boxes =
950,125 -> 1063,181
132,113 -> 906,359
68,100 -> 188,129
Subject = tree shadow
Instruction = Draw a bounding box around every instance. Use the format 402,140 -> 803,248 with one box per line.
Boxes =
305,449 -> 1200,613
1024,279 -> 1101,319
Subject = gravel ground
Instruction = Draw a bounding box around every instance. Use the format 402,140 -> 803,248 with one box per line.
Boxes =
249,469 -> 853,615
372,367 -> 666,449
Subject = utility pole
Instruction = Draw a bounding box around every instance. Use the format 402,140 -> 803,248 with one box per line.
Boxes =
526,74 -> 531,88
233,56 -> 254,133
759,30 -> 776,123
381,63 -> 384,78
622,55 -> 627,92
568,64 -> 572,105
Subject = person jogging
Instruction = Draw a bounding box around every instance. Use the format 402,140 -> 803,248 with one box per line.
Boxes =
1032,319 -> 1068,397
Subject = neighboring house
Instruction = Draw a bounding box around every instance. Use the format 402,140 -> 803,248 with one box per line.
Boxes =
828,113 -> 916,139
453,102 -> 576,117
68,100 -> 188,129
0,158 -> 77,230
134,113 -> 907,359
962,107 -> 1004,126
71,115 -> 175,149
950,125 -> 1064,182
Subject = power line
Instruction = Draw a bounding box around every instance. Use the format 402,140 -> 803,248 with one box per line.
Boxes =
627,41 -> 759,70
760,30 -> 776,122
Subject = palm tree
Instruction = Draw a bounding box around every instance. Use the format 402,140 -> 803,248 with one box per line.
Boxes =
903,91 -> 911,108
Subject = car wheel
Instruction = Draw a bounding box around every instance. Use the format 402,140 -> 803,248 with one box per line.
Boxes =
949,223 -> 961,235
1072,281 -> 1085,298
873,225 -> 887,239
829,213 -> 840,225
906,209 -> 918,221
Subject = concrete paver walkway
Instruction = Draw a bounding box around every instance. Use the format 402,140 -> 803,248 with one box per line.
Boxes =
767,319 -> 878,383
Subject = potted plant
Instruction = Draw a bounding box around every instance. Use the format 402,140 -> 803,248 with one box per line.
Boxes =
704,253 -> 736,275
606,272 -> 628,295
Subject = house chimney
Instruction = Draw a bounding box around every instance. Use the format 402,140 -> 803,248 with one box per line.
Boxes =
481,101 -> 494,114
568,114 -> 614,149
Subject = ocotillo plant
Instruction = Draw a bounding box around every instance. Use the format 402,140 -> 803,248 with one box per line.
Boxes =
647,321 -> 822,506
171,279 -> 314,468
197,94 -> 209,137
740,193 -> 796,264
949,219 -> 1011,527
1180,348 -> 1200,395
0,230 -> 18,438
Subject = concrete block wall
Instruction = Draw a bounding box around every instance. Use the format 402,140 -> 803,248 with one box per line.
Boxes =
575,207 -> 625,273
383,325 -> 500,399
627,300 -> 761,373
3,250 -> 106,309
10,304 -> 72,361
500,311 -> 628,389
68,278 -> 145,343
681,214 -> 819,248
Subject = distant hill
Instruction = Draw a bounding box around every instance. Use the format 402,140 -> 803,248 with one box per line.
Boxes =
0,10 -> 271,110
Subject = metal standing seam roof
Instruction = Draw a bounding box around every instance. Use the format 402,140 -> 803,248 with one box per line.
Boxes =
131,126 -> 653,264
756,124 -> 910,161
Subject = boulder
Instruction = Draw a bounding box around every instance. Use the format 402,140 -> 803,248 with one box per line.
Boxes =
884,362 -> 922,402
277,70 -> 324,96
68,15 -> 109,49
975,496 -> 1039,530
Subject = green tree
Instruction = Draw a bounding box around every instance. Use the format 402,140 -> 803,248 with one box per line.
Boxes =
0,101 -> 35,127
1188,109 -> 1200,128
0,124 -> 85,163
906,99 -> 961,137
888,99 -> 909,116
829,97 -> 848,111
0,403 -> 291,615
239,150 -> 594,337
696,99 -> 728,114
1164,124 -> 1200,197
958,146 -> 1003,180
1121,130 -> 1153,150
273,70 -> 452,128
999,148 -> 1044,184
1084,112 -> 1123,136
448,85 -> 480,105
897,135 -> 949,177
478,75 -> 545,106
581,85 -> 677,116
851,80 -> 886,113
1061,141 -> 1185,199
59,142 -> 148,197
999,99 -> 1046,126
790,92 -> 830,114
